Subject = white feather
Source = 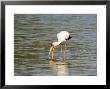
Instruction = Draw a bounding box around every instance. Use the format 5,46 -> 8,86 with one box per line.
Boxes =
52,31 -> 70,47
57,31 -> 69,42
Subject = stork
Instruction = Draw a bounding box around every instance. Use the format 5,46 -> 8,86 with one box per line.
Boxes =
49,31 -> 72,61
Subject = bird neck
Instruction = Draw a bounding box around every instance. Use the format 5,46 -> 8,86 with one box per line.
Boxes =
53,41 -> 61,47
56,41 -> 61,45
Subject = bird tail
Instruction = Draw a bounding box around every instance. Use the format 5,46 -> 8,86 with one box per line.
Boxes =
68,35 -> 72,40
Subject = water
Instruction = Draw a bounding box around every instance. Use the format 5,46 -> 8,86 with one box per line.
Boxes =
14,14 -> 97,76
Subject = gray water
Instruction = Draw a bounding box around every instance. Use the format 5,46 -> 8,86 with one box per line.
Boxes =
14,14 -> 97,76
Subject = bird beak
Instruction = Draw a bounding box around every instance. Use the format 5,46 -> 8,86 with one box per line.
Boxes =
49,46 -> 54,56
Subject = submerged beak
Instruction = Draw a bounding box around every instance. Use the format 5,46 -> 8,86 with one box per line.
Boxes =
49,46 -> 54,56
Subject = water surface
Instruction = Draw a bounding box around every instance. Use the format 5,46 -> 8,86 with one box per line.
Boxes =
14,14 -> 97,76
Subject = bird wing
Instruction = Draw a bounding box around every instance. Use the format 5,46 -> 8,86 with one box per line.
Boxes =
57,31 -> 69,42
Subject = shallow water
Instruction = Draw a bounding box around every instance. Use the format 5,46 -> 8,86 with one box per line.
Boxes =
14,14 -> 97,76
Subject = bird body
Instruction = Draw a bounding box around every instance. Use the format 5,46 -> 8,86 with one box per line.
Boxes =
57,31 -> 70,42
52,31 -> 71,47
49,31 -> 72,60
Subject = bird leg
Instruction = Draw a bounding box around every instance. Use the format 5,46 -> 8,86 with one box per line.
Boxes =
60,44 -> 63,61
64,42 -> 67,61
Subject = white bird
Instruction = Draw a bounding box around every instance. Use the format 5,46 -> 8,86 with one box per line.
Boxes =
49,31 -> 72,60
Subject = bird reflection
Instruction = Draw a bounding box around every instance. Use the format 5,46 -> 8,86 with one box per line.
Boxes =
49,59 -> 54,65
49,59 -> 69,76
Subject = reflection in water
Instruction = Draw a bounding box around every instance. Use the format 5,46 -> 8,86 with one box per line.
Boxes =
56,62 -> 69,76
49,60 -> 54,65
49,59 -> 69,76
